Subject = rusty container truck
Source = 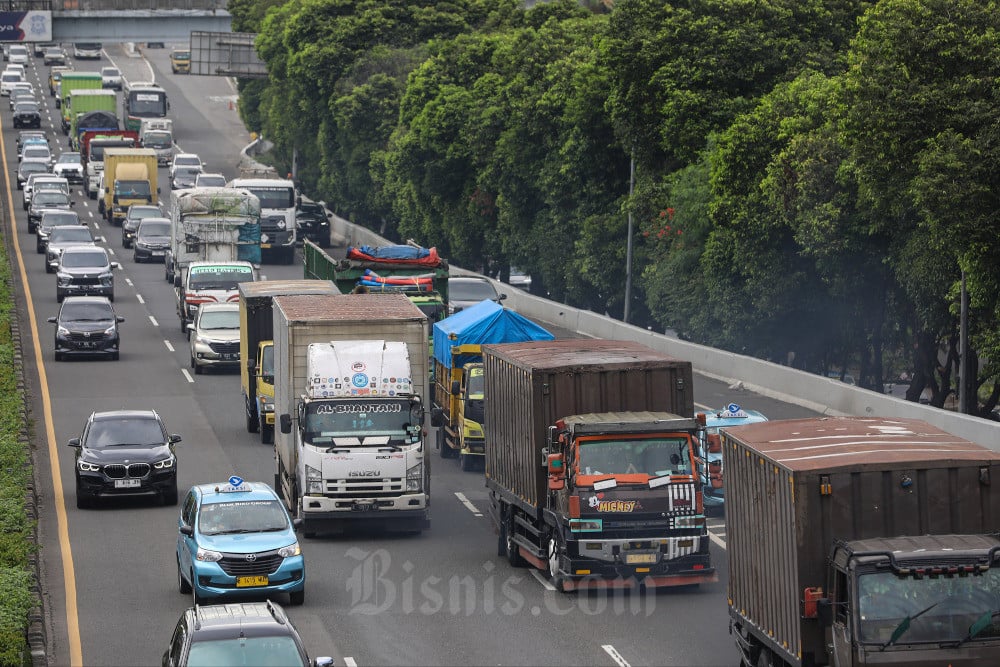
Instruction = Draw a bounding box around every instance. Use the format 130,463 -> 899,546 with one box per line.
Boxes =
483,339 -> 716,592
724,416 -> 1000,667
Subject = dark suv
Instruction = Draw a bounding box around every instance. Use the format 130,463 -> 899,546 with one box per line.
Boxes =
162,601 -> 332,667
56,246 -> 118,302
69,409 -> 180,508
294,198 -> 331,247
122,204 -> 163,248
48,296 -> 122,361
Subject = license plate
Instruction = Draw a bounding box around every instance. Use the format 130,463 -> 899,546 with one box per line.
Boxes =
625,553 -> 657,565
352,501 -> 376,512
152,251 -> 164,256
80,342 -> 96,348
260,243 -> 271,249
114,478 -> 141,489
221,353 -> 238,360
236,575 -> 269,588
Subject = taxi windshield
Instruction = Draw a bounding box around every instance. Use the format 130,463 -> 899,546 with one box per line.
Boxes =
198,499 -> 289,535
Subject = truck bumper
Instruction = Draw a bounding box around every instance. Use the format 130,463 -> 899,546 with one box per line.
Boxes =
551,542 -> 716,590
300,496 -> 430,534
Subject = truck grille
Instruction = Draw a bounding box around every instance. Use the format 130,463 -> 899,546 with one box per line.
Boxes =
208,341 -> 239,355
325,478 -> 404,497
103,463 -> 150,479
218,551 -> 282,577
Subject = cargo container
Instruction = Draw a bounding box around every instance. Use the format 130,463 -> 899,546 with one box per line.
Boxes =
102,148 -> 157,225
273,294 -> 430,536
58,71 -> 102,126
724,416 -> 1000,667
483,339 -> 714,591
239,280 -> 340,445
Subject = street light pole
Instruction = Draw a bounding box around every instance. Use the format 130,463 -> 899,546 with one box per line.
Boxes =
959,269 -> 969,413
623,151 -> 635,324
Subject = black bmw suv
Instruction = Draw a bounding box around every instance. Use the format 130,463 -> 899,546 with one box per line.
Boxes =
69,409 -> 180,508
162,601 -> 332,667
294,198 -> 330,247
48,296 -> 122,361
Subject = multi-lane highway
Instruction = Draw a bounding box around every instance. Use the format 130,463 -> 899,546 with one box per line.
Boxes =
6,44 -> 817,666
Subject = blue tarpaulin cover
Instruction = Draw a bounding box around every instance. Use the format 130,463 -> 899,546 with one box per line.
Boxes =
433,300 -> 554,367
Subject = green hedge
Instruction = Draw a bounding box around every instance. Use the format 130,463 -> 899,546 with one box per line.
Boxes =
0,231 -> 35,666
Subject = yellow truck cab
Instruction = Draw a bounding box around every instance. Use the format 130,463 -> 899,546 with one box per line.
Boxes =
170,47 -> 191,74
102,148 -> 158,225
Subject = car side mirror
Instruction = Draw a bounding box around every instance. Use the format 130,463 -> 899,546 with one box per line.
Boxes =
292,518 -> 303,531
70,200 -> 76,206
280,413 -> 292,434
169,434 -> 182,444
179,525 -> 193,537
186,323 -> 194,332
497,293 -> 508,302
47,316 -> 56,323
315,658 -> 334,667
111,262 -> 120,269
67,437 -> 80,448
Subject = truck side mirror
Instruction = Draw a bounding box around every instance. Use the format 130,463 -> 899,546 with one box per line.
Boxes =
173,274 -> 181,288
247,359 -> 256,374
706,433 -> 722,454
430,406 -> 444,428
547,453 -> 565,490
279,413 -> 292,434
451,380 -> 460,396
816,597 -> 833,627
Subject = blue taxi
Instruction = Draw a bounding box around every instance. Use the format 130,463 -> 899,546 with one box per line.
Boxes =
175,477 -> 305,606
701,404 -> 768,513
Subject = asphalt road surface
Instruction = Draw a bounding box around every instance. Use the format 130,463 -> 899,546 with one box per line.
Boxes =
4,44 -> 818,666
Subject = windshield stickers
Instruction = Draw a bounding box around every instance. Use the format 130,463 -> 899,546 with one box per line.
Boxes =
191,265 -> 252,275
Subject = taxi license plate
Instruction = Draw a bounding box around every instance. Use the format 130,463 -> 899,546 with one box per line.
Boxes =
114,478 -> 141,489
625,553 -> 657,565
236,575 -> 269,588
260,243 -> 271,249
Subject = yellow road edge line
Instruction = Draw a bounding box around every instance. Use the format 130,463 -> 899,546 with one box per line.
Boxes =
2,111 -> 83,666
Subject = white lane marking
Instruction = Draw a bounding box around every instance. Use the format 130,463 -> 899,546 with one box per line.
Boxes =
601,644 -> 630,667
135,294 -> 144,304
164,340 -> 174,352
181,369 -> 194,383
709,532 -> 727,550
695,401 -> 713,411
530,569 -> 556,592
343,659 -> 358,667
107,247 -> 115,256
125,278 -> 133,286
148,315 -> 158,327
454,492 -> 482,517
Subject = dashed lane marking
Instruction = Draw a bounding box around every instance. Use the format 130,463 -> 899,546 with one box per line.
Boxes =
601,644 -> 630,667
454,491 -> 482,517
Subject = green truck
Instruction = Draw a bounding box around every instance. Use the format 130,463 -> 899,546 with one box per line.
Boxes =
303,239 -> 449,325
59,72 -> 103,133
68,90 -> 118,150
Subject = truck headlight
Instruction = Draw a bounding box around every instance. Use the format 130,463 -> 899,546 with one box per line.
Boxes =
305,464 -> 323,494
261,397 -> 274,413
406,463 -> 423,492
278,542 -> 301,558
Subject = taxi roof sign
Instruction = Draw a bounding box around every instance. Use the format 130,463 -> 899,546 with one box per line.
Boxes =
217,475 -> 250,493
719,403 -> 749,419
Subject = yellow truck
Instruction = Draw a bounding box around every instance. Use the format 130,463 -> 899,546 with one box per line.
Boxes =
239,280 -> 340,445
102,148 -> 158,225
170,47 -> 191,74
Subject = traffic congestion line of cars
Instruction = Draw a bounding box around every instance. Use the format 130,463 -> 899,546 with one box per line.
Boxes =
8,42 -> 337,663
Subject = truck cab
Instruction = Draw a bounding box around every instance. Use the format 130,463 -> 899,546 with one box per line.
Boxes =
434,353 -> 485,470
816,535 -> 1000,666
176,261 -> 258,333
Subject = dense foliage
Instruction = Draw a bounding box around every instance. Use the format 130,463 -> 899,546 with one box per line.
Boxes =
0,235 -> 35,664
234,0 -> 1000,413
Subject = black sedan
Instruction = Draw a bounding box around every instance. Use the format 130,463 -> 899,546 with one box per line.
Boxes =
132,218 -> 171,263
12,100 -> 41,129
16,160 -> 48,190
67,409 -> 180,508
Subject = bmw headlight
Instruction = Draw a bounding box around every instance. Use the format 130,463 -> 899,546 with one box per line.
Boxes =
153,455 -> 175,470
77,460 -> 100,472
195,547 -> 223,562
278,542 -> 301,558
406,463 -> 423,492
305,464 -> 323,494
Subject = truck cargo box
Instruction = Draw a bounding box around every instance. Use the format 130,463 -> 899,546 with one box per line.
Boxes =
483,339 -> 693,514
272,293 -> 429,428
724,417 -> 1000,667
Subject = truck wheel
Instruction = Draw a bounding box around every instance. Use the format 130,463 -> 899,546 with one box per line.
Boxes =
246,401 -> 260,433
505,510 -> 526,568
261,424 -> 273,445
547,537 -> 567,593
438,428 -> 455,459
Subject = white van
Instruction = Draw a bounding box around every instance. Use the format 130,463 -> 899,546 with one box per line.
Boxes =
7,45 -> 28,65
1,69 -> 24,96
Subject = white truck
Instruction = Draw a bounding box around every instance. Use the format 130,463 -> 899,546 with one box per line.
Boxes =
226,176 -> 297,265
273,293 -> 431,537
139,118 -> 174,166
167,187 -> 263,332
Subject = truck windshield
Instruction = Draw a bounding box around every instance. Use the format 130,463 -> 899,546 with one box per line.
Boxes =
188,268 -> 254,290
90,141 -> 132,161
577,436 -> 692,477
857,569 -> 1000,644
466,366 -> 484,398
244,186 -> 294,209
303,399 -> 412,441
115,181 -> 151,198
144,131 -> 171,148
